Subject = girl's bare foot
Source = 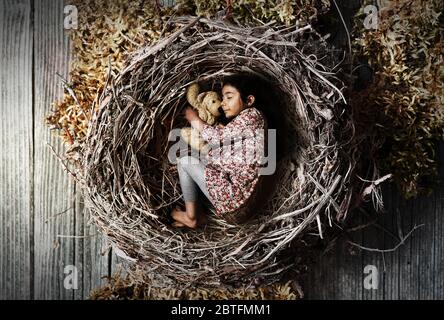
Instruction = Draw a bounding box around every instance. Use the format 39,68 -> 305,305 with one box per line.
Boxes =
171,206 -> 208,229
171,207 -> 197,229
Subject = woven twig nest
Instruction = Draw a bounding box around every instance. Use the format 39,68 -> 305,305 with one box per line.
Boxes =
80,16 -> 371,286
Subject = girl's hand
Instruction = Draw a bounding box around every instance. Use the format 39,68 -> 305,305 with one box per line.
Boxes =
217,124 -> 225,129
184,107 -> 199,123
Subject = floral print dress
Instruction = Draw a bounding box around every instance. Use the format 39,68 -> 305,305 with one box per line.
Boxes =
200,107 -> 267,220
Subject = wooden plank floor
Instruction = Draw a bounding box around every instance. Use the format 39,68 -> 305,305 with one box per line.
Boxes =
0,0 -> 114,300
0,0 -> 443,300
302,142 -> 444,300
0,0 -> 33,300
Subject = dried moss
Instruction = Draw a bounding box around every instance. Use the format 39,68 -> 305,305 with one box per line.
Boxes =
46,0 -> 178,147
352,0 -> 444,198
90,272 -> 303,300
175,0 -> 331,26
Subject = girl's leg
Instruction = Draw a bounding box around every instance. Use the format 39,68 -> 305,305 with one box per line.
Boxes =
178,156 -> 211,200
172,156 -> 210,228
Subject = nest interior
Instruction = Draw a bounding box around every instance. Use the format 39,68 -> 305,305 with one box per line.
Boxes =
80,16 -> 370,286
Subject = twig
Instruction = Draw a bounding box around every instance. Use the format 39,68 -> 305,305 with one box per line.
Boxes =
57,234 -> 98,239
347,224 -> 424,253
44,207 -> 74,223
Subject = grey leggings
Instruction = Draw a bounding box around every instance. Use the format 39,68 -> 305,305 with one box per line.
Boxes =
177,156 -> 211,202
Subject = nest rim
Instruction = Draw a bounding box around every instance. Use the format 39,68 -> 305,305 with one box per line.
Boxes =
79,16 -> 366,287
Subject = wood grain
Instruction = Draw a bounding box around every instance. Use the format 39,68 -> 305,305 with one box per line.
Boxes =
74,195 -> 111,299
33,0 -> 75,300
0,0 -> 33,300
33,0 -> 111,299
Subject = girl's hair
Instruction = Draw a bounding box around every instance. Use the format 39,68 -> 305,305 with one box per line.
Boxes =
221,73 -> 262,107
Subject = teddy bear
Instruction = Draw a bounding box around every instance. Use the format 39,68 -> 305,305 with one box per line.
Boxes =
180,83 -> 222,154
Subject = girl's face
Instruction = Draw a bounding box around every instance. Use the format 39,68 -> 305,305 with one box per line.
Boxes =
221,85 -> 254,119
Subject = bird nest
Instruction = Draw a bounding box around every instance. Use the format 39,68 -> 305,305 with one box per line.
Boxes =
78,16 -> 375,286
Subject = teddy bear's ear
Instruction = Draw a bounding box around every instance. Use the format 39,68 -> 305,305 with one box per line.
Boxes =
186,83 -> 200,107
